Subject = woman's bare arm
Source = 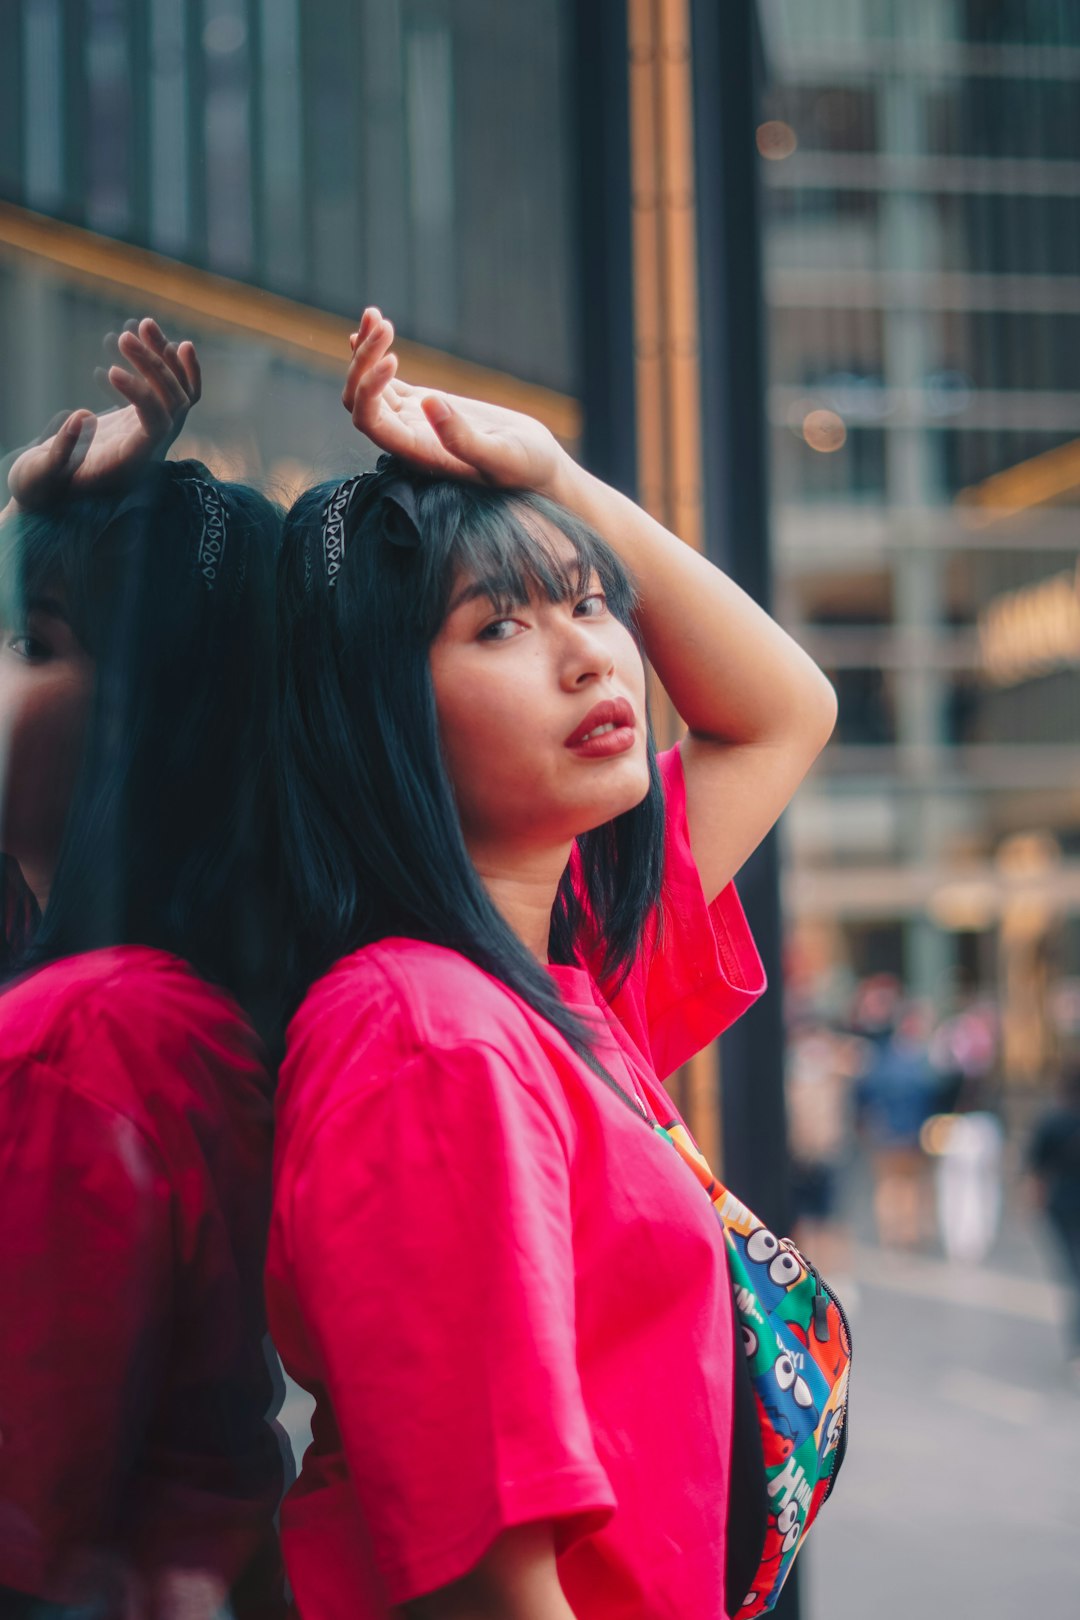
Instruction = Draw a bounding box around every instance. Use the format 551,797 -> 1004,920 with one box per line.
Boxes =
397,1523 -> 577,1620
343,308 -> 837,902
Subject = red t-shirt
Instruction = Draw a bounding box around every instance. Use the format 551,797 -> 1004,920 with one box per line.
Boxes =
266,748 -> 766,1618
0,946 -> 284,1616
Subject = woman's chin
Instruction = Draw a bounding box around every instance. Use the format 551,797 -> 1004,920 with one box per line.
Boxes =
568,758 -> 652,835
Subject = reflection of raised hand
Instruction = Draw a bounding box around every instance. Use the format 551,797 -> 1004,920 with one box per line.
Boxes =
6,318 -> 202,511
341,307 -> 567,496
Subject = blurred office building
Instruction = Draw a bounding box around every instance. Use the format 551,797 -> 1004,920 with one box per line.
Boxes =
762,0 -> 1080,1087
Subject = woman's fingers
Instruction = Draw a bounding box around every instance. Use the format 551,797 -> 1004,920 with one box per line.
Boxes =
342,312 -> 393,410
351,307 -> 378,351
176,339 -> 202,403
117,328 -> 190,418
139,318 -> 197,406
64,411 -> 98,477
420,396 -> 502,480
7,411 -> 99,505
107,362 -> 173,438
118,319 -> 201,410
349,356 -> 413,453
50,409 -> 88,460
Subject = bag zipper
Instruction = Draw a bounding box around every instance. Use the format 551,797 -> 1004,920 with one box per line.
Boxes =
801,1254 -> 853,1503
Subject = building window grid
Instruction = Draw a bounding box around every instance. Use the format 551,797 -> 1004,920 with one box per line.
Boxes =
766,12 -> 1080,783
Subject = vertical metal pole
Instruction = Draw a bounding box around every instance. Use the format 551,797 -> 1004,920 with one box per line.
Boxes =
569,0 -> 637,496
0,0 -> 25,202
184,0 -> 208,265
128,0 -> 151,242
61,0 -> 87,223
690,0 -> 799,1611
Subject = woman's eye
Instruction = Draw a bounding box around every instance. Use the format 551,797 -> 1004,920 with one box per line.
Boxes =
477,618 -> 522,642
574,593 -> 607,618
6,634 -> 48,660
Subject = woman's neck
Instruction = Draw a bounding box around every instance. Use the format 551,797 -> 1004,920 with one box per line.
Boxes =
467,840 -> 573,964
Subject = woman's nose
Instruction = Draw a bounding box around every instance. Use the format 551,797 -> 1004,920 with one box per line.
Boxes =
560,619 -> 616,688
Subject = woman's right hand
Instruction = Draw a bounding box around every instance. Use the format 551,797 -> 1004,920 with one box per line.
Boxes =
342,307 -> 569,497
6,318 -> 201,512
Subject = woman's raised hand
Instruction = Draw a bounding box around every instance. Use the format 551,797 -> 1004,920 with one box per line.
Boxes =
342,307 -> 568,496
7,318 -> 201,510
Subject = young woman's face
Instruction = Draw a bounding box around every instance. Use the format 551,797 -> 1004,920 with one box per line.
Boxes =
0,592 -> 95,904
430,523 -> 650,861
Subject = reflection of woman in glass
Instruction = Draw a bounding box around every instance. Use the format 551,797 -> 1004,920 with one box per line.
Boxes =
0,322 -> 285,1619
268,309 -> 837,1620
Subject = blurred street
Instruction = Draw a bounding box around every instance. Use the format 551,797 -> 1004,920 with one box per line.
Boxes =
804,1213 -> 1080,1617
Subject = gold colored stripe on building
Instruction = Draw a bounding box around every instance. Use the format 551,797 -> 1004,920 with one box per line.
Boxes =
627,0 -> 704,556
627,0 -> 719,1167
957,434 -> 1080,523
0,201 -> 581,444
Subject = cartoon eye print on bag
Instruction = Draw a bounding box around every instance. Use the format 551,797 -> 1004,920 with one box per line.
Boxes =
776,1499 -> 802,1554
738,1226 -> 806,1309
768,1249 -> 802,1289
819,1403 -> 845,1462
741,1323 -> 758,1359
760,1346 -> 821,1451
746,1227 -> 779,1264
774,1352 -> 815,1410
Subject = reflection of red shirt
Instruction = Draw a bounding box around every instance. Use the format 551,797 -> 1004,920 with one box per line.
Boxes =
267,748 -> 766,1620
0,946 -> 284,1615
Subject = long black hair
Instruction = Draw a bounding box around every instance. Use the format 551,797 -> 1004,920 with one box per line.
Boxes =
276,457 -> 665,1065
0,459 -> 280,1028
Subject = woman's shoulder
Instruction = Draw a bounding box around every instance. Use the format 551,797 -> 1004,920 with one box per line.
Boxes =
277,942 -> 581,1194
0,946 -> 268,1126
289,937 -> 536,1059
1,944 -> 238,1039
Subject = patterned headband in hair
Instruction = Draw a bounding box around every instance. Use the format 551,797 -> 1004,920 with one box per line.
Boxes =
320,458 -> 422,592
180,476 -> 229,592
321,474 -> 365,592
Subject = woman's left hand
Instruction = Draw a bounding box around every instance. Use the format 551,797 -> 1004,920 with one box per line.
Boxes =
7,318 -> 201,511
342,308 -> 568,495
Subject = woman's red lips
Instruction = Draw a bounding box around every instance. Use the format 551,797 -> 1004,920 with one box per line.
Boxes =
564,697 -> 637,754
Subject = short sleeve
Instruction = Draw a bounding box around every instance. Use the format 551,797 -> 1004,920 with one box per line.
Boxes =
605,745 -> 767,1079
282,1039 -> 615,1606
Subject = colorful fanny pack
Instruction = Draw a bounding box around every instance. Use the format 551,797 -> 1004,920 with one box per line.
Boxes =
596,1068 -> 852,1617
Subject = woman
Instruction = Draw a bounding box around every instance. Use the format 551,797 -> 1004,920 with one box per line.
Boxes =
267,309 -> 837,1619
0,322 -> 285,1619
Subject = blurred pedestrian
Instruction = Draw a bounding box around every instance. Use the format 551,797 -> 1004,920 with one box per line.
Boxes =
856,1002 -> 943,1249
786,1018 -> 858,1286
934,1110 -> 1005,1265
1028,1060 -> 1080,1381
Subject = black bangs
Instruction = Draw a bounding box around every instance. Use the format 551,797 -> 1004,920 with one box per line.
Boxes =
396,476 -> 637,641
0,496 -> 114,653
419,485 -> 638,636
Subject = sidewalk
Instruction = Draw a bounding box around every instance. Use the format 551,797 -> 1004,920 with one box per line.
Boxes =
802,1223 -> 1080,1618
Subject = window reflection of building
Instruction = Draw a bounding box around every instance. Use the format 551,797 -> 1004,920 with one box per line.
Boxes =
0,0 -> 576,399
765,0 -> 1080,1078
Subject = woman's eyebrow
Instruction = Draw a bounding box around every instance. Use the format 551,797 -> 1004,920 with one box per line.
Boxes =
25,595 -> 69,622
446,577 -> 522,614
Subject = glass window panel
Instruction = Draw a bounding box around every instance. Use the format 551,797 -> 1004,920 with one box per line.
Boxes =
23,0 -> 64,211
